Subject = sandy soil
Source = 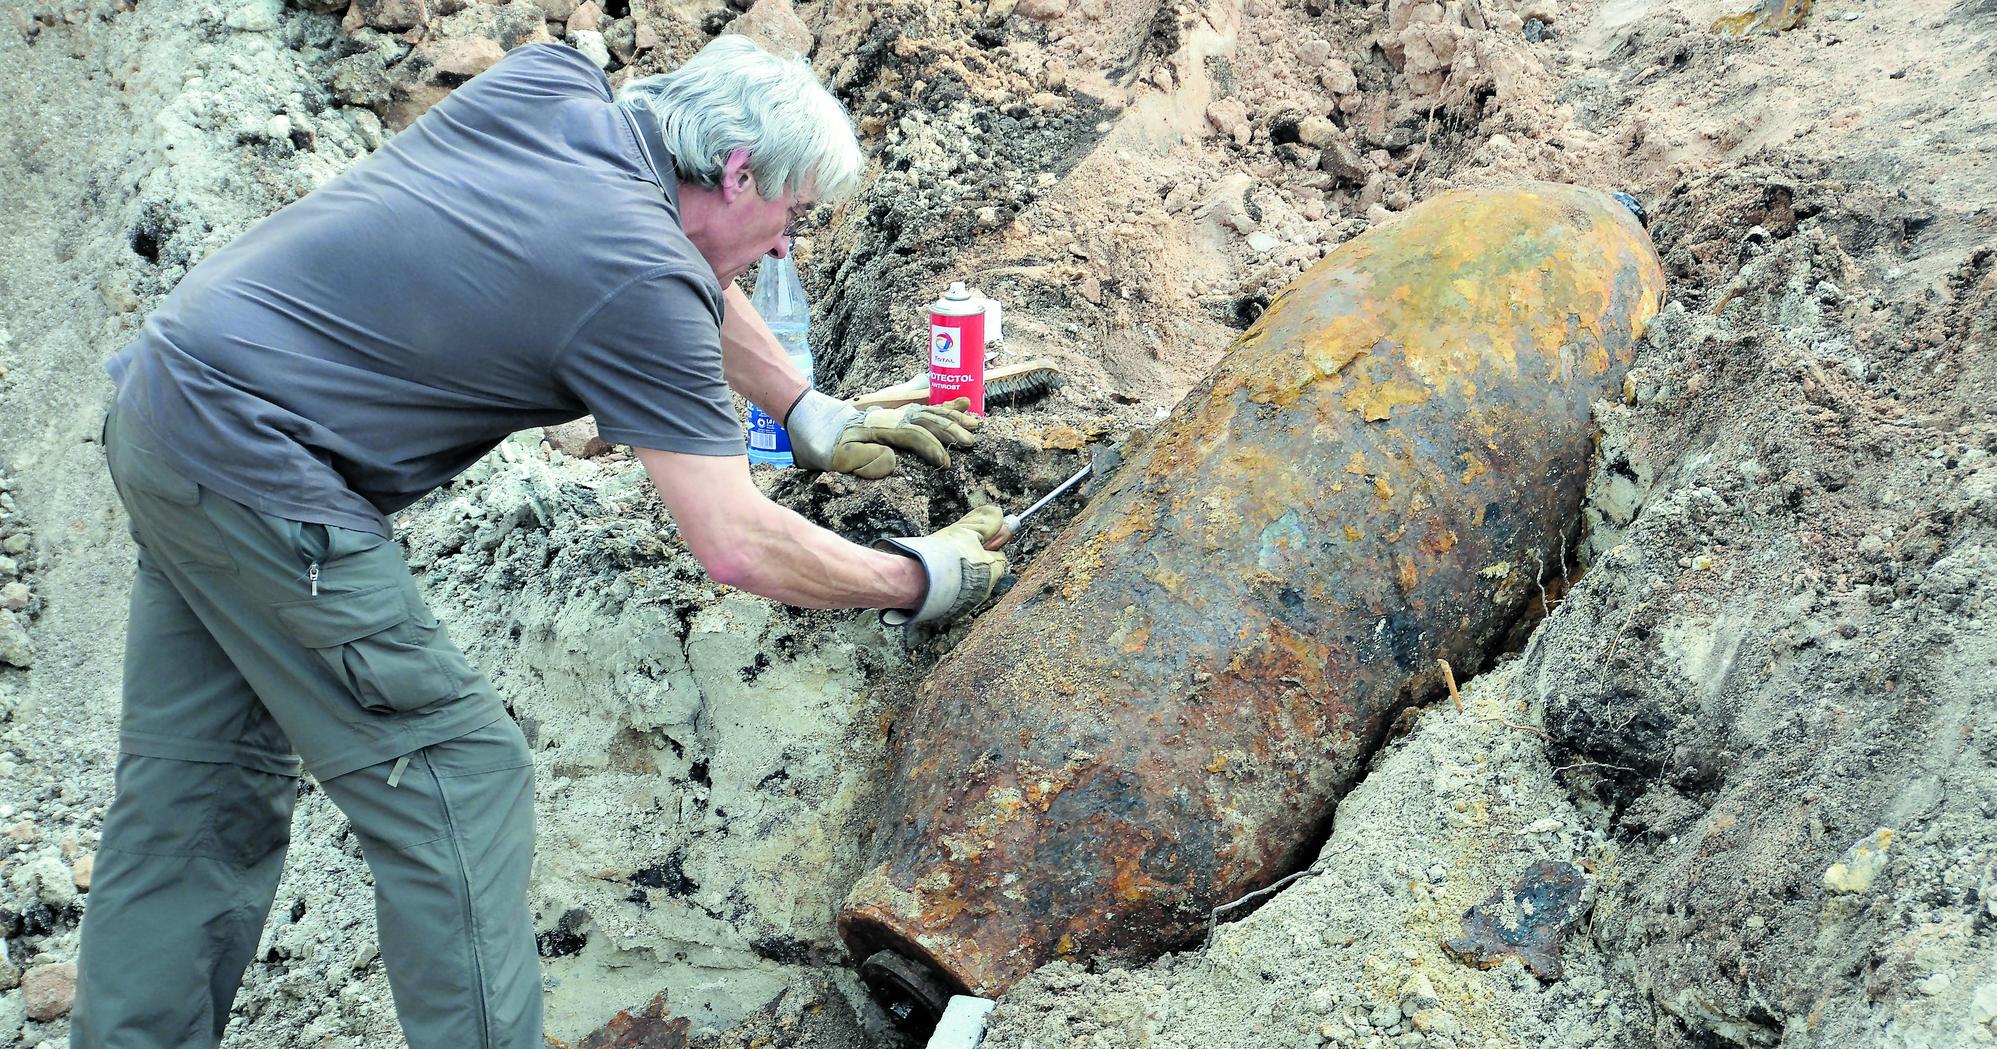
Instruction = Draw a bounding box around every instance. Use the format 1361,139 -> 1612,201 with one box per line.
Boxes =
0,0 -> 1992,1046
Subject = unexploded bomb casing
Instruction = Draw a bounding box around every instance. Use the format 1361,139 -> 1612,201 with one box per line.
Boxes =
839,183 -> 1666,1010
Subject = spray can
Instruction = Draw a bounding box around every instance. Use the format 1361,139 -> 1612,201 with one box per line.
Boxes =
928,282 -> 988,416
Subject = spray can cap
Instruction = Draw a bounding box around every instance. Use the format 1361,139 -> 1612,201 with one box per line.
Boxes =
944,281 -> 975,301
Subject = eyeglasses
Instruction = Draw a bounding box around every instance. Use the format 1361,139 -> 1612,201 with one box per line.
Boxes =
784,200 -> 818,239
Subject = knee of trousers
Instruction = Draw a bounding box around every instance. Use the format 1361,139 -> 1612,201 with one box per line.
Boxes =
323,719 -> 534,856
98,753 -> 296,864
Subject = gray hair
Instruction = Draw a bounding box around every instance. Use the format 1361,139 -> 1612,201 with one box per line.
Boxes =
617,35 -> 864,203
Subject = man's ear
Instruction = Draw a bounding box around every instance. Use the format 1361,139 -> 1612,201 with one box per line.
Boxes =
719,148 -> 753,204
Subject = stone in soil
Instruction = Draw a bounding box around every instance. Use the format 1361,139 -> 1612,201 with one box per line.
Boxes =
22,962 -> 77,1022
1444,860 -> 1590,981
0,608 -> 32,668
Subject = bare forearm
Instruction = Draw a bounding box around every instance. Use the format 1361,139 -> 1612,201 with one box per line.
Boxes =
721,498 -> 926,610
721,284 -> 811,420
636,446 -> 925,613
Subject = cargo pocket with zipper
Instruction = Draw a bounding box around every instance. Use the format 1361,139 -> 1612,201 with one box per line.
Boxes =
274,584 -> 459,715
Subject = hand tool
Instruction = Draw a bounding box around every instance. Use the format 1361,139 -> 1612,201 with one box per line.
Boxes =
985,461 -> 1090,550
853,358 -> 1061,411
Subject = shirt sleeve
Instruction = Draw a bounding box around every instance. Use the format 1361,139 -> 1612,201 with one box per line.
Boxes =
554,269 -> 745,456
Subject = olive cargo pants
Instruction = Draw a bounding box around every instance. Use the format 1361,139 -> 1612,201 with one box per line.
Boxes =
72,409 -> 543,1049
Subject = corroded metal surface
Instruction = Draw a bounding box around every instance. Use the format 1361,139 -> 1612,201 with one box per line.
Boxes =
1444,860 -> 1590,980
564,991 -> 690,1049
838,184 -> 1666,997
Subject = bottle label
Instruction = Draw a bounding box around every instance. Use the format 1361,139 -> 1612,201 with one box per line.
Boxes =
746,405 -> 791,462
929,308 -> 986,416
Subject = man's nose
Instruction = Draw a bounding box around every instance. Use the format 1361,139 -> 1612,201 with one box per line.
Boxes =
768,236 -> 792,260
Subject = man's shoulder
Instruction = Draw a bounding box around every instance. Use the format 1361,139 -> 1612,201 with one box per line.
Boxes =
591,263 -> 726,333
458,42 -> 612,106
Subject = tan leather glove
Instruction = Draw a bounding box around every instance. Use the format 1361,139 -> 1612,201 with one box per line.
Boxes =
786,390 -> 980,479
876,505 -> 1009,625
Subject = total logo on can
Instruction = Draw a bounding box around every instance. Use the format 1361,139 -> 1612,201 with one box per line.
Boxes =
928,281 -> 991,416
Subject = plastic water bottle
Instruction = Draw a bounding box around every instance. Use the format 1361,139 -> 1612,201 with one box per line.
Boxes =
745,255 -> 813,467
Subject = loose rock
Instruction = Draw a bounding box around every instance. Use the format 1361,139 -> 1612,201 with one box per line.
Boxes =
223,0 -> 283,32
354,0 -> 428,32
570,30 -> 611,69
724,0 -> 813,58
1205,98 -> 1250,144
0,608 -> 31,668
523,0 -> 577,20
543,419 -> 611,459
23,963 -> 77,1022
1296,115 -> 1339,147
1823,828 -> 1895,894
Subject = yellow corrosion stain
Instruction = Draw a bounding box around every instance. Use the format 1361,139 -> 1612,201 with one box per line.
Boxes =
1119,625 -> 1152,654
1459,453 -> 1488,484
938,834 -> 983,863
914,866 -> 967,927
969,787 -> 1028,826
1226,444 -> 1285,482
918,896 -> 965,928
1345,451 -> 1369,476
1055,533 -> 1110,600
1103,501 -> 1157,544
1152,567 -> 1185,593
1055,934 -> 1077,956
1205,752 -> 1231,773
1241,567 -> 1284,589
1713,0 -> 1808,35
1341,376 -> 1431,421
1372,476 -> 1394,501
1110,850 -> 1171,905
1040,424 -> 1090,450
1344,524 -> 1363,542
1195,492 -> 1246,536
1421,527 -> 1458,555
1396,555 -> 1420,593
1240,306 -> 1379,407
1023,766 -> 1079,811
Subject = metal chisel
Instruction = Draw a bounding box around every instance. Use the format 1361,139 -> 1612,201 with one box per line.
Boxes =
985,462 -> 1091,550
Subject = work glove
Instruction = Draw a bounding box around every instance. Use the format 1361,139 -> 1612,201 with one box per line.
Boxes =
876,505 -> 1009,626
785,389 -> 979,479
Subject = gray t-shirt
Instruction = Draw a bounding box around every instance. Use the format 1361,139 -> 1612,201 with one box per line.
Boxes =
107,43 -> 742,537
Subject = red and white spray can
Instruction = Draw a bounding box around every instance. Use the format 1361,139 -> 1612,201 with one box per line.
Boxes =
928,282 -> 989,416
